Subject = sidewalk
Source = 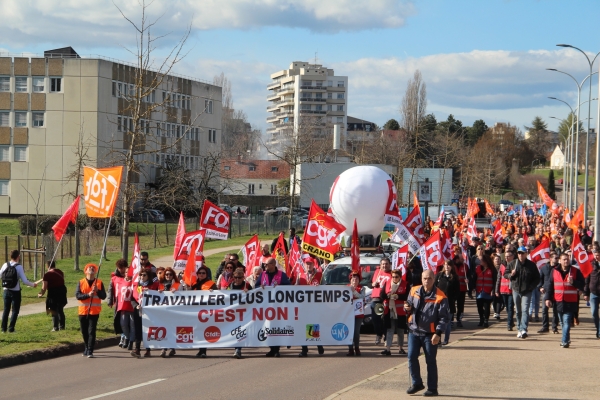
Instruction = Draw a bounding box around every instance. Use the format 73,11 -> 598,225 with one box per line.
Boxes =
327,315 -> 599,399
18,245 -> 248,317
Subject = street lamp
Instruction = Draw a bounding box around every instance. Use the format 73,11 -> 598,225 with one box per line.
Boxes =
549,116 -> 574,207
548,96 -> 577,209
557,44 -> 600,223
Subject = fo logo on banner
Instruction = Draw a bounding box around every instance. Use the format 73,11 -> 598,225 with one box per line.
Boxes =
204,326 -> 221,343
176,327 -> 194,343
331,323 -> 349,341
306,324 -> 321,341
147,327 -> 167,341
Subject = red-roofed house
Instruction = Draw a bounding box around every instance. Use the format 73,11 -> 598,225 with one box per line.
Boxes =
220,158 -> 290,197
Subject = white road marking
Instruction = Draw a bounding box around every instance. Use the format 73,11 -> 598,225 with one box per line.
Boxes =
80,379 -> 165,400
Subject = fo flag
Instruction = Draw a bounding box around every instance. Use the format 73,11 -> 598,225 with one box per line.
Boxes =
467,217 -> 478,245
351,219 -> 360,273
83,166 -> 122,218
52,195 -> 80,242
173,229 -> 206,271
404,199 -> 425,246
383,180 -> 403,230
241,234 -> 260,276
529,238 -> 550,270
441,229 -> 454,260
200,200 -> 229,240
391,243 -> 409,274
571,233 -> 593,278
301,200 -> 346,261
493,220 -> 504,245
419,230 -> 444,274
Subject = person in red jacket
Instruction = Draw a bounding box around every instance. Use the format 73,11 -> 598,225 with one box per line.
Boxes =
452,254 -> 469,328
473,254 -> 497,328
371,257 -> 392,344
544,253 -> 585,347
495,251 -> 515,330
107,259 -> 135,350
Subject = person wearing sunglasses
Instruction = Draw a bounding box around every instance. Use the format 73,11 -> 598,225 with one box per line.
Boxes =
217,261 -> 236,290
227,271 -> 252,359
130,269 -> 159,358
189,265 -> 217,358
140,252 -> 157,274
381,268 -> 410,356
157,267 -> 180,358
216,254 -> 245,281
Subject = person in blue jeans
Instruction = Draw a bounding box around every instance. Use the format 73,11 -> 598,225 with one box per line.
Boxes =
583,249 -> 600,339
544,253 -> 585,347
1,250 -> 37,333
404,269 -> 450,397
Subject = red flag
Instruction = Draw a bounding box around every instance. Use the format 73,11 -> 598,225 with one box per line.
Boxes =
467,218 -> 478,245
351,219 -> 360,273
522,231 -> 529,246
571,233 -> 593,278
404,199 -> 425,245
127,233 -> 141,281
273,232 -> 288,273
432,206 -> 445,231
199,200 -> 230,240
493,220 -> 504,245
391,243 -> 409,272
173,212 -> 186,260
183,240 -> 199,287
52,195 -> 80,242
288,238 -> 303,282
173,229 -> 206,271
241,234 -> 260,277
568,204 -> 584,231
419,230 -> 444,274
384,180 -> 403,229
302,200 -> 346,261
441,229 -> 454,260
530,238 -> 550,270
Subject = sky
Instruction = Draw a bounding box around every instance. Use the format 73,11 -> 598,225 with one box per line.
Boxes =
2,0 -> 600,133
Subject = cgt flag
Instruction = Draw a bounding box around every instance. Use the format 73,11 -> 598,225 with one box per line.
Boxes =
199,200 -> 230,240
83,166 -> 123,218
529,238 -> 550,270
52,195 -> 80,242
301,200 -> 346,261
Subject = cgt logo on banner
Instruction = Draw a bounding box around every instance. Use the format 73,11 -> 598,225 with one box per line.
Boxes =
302,200 -> 346,261
306,324 -> 321,341
200,200 -> 229,240
173,229 -> 206,271
176,327 -> 194,343
147,326 -> 167,341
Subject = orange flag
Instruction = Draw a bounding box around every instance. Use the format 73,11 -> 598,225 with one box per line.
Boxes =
83,166 -> 123,218
537,180 -> 559,214
183,240 -> 198,287
484,199 -> 494,215
568,204 -> 584,230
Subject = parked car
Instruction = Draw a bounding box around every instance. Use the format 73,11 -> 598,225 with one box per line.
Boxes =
130,209 -> 165,222
232,205 -> 249,215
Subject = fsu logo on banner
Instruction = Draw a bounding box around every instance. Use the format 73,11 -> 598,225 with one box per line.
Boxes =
200,200 -> 230,240
302,200 -> 346,261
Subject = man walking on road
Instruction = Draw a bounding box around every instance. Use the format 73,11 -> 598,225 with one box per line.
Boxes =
538,252 -> 559,334
504,246 -> 540,339
1,250 -> 37,333
404,269 -> 450,397
544,253 -> 585,348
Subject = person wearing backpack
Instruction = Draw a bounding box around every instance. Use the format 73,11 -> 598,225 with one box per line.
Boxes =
1,250 -> 37,333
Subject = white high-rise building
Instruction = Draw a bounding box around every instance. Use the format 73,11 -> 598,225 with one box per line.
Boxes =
266,61 -> 347,151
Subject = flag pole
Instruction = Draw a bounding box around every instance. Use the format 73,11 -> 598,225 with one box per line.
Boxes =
86,215 -> 112,318
49,235 -> 65,266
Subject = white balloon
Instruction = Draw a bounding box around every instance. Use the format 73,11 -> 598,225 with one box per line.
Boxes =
329,166 -> 392,237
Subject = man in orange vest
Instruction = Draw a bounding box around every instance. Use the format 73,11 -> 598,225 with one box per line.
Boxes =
544,253 -> 584,348
75,263 -> 107,358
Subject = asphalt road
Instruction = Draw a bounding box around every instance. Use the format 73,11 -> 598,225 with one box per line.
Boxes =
1,301 -> 485,400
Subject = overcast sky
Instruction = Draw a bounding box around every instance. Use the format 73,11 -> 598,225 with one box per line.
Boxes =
2,0 -> 599,133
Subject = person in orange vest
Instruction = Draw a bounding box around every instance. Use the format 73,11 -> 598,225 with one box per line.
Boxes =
75,263 -> 106,358
544,253 -> 585,347
473,254 -> 497,328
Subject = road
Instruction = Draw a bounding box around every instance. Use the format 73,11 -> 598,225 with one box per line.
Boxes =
2,301 -> 484,400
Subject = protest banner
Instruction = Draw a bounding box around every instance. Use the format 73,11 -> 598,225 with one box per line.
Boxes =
142,287 -> 354,348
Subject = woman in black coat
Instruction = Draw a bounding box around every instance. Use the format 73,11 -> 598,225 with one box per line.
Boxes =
435,260 -> 460,345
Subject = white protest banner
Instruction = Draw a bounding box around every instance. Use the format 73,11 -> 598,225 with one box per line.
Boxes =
391,224 -> 421,254
142,287 -> 354,348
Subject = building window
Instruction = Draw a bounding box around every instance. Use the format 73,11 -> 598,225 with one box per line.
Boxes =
208,129 -> 216,143
15,112 -> 27,127
224,166 -> 230,171
259,184 -> 262,190
301,104 -> 311,110
0,146 -> 9,161
0,77 -> 9,92
33,77 -> 45,92
337,81 -> 345,87
337,117 -> 343,123
337,93 -> 345,99
316,105 -> 322,111
327,105 -> 332,111
0,112 -> 8,126
205,100 -> 213,114
14,146 -> 27,162
15,77 -> 27,92
50,78 -> 62,92
32,112 -> 44,127
248,184 -> 255,194
327,92 -> 332,99
337,105 -> 344,111
271,166 -> 278,172
112,81 -> 117,97
0,181 -> 8,196
249,165 -> 256,171
270,184 -> 277,195
117,117 -> 122,132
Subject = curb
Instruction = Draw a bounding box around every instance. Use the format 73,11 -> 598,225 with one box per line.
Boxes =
0,336 -> 120,369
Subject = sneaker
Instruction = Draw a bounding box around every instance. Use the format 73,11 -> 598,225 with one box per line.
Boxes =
495,314 -> 501,320
560,342 -> 570,348
118,338 -> 125,348
516,331 -> 523,338
423,389 -> 439,397
406,383 -> 425,394
127,341 -> 133,351
537,328 -> 549,333
51,328 -> 59,332
234,350 -> 242,359
375,336 -> 381,345
507,326 -> 513,331
168,349 -> 176,357
82,348 -> 88,357
130,349 -> 141,358
87,352 -> 94,358
196,350 -> 206,358
160,349 -> 167,358
399,349 -> 406,355
144,349 -> 151,358
521,332 -> 528,339
552,329 -> 559,334
265,351 -> 277,357
380,350 -> 391,356
493,313 -> 499,319
456,321 -> 463,328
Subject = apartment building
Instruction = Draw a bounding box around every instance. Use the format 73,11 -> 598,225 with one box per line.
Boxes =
265,61 -> 347,152
0,47 -> 221,215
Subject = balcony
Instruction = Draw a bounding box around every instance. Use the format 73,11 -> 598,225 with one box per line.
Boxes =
300,85 -> 326,91
299,98 -> 326,102
267,93 -> 281,102
277,98 -> 295,106
267,81 -> 282,90
327,85 -> 346,91
299,110 -> 327,115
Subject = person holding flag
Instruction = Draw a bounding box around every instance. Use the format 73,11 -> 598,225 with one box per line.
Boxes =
298,255 -> 324,357
75,264 -> 106,358
107,259 -> 135,351
544,253 -> 585,347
